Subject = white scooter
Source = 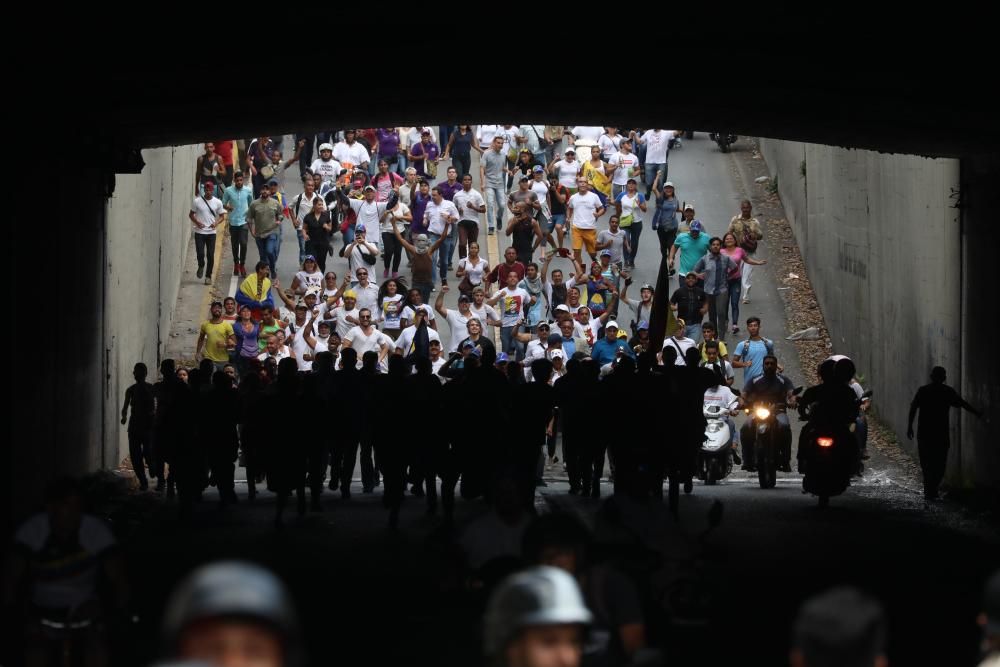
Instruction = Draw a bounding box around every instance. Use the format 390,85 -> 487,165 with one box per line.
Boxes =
697,404 -> 736,485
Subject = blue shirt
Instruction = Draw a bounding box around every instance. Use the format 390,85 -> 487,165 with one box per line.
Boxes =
734,338 -> 774,384
556,335 -> 576,359
674,230 -> 711,274
222,185 -> 253,227
591,338 -> 635,366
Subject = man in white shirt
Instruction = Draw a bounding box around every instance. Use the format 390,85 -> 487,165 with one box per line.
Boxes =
598,127 -> 622,160
189,179 -> 227,284
434,286 -> 478,353
343,308 -> 390,368
470,285 -> 501,329
333,129 -> 371,171
633,129 -> 678,198
330,290 -> 361,339
566,179 -> 606,263
452,174 -> 486,259
258,334 -> 291,364
290,178 -> 325,266
424,186 -> 459,286
516,320 -> 554,380
310,143 -> 342,184
660,319 -> 697,366
476,125 -> 499,151
608,139 -> 642,199
343,227 -> 380,284
567,126 -> 604,145
395,307 -> 442,356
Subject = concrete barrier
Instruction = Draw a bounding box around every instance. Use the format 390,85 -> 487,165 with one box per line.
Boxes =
758,138 -> 981,485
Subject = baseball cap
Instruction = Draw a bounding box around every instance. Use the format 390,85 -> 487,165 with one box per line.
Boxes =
495,352 -> 509,363
319,143 -> 333,152
519,176 -> 530,183
549,349 -> 565,359
564,149 -> 575,155
640,283 -> 654,291
267,178 -> 279,186
683,203 -> 695,211
462,340 -> 475,349
689,220 -> 704,232
577,305 -> 591,313
617,329 -> 628,339
537,321 -> 550,330
458,294 -> 471,303
599,249 -> 612,258
532,165 -> 545,173
342,289 -> 358,299
363,185 -> 376,193
303,254 -> 317,263
472,285 -> 486,294
606,321 -> 619,329
686,270 -> 698,278
555,304 -> 571,313
421,129 -> 431,135
637,320 -> 650,330
355,224 -> 367,233
664,181 -> 675,188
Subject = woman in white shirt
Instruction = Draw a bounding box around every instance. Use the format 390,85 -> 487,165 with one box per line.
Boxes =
455,241 -> 489,298
378,279 -> 406,340
548,150 -> 581,193
291,256 -> 324,294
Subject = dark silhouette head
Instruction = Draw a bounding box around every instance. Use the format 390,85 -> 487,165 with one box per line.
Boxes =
160,358 -> 176,378
662,346 -> 678,366
212,371 -> 230,391
314,351 -> 334,374
362,351 -> 378,373
834,358 -> 856,385
931,366 -> 947,383
791,587 -> 887,667
199,358 -> 214,378
522,512 -> 592,577
615,356 -> 635,375
388,355 -> 407,377
340,348 -> 358,370
133,363 -> 148,382
818,358 -> 836,383
684,347 -> 702,368
413,356 -> 431,376
636,351 -> 654,374
277,357 -> 298,381
530,358 -> 553,384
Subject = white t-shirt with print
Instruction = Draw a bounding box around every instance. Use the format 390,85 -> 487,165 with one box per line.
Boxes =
379,295 -> 405,331
333,141 -> 370,167
495,287 -> 531,327
395,324 -> 442,355
470,303 -> 499,328
568,191 -> 603,230
401,304 -> 436,325
331,305 -> 360,339
310,157 -> 342,183
570,126 -> 604,143
640,130 -> 675,164
608,152 -> 641,186
530,180 -> 551,218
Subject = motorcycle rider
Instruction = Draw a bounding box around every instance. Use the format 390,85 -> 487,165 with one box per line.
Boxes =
739,355 -> 797,472
483,565 -> 592,667
158,561 -> 299,667
703,353 -> 741,465
797,358 -> 860,474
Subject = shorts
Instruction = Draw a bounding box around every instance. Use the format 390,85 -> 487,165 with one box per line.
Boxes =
548,213 -> 565,232
571,227 -> 597,255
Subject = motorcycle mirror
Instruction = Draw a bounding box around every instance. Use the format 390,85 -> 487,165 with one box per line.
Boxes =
707,499 -> 724,529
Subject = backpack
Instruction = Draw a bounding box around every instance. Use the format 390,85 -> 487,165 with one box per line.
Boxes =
738,337 -> 774,359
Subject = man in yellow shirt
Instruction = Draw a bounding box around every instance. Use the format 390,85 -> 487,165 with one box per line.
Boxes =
196,301 -> 236,372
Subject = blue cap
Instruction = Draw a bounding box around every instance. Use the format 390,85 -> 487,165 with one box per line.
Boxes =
689,220 -> 703,233
496,352 -> 509,363
637,320 -> 649,330
532,165 -> 545,173
469,348 -> 482,358
267,178 -> 279,186
355,224 -> 366,233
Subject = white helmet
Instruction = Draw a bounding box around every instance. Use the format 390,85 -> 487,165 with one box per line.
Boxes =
483,566 -> 591,657
319,143 -> 334,153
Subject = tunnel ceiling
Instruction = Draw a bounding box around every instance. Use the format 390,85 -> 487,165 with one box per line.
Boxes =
80,62 -> 998,165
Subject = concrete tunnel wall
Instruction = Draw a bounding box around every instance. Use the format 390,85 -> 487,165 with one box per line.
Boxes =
760,139 -> 998,489
103,145 -> 202,469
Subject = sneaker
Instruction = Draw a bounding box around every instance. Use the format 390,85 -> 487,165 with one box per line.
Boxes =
240,263 -> 247,276
392,272 -> 399,279
328,478 -> 339,491
683,479 -> 693,494
197,266 -> 204,279
732,451 -> 742,465
204,275 -> 212,285
488,228 -> 495,235
732,325 -> 740,334
447,265 -> 454,271
441,279 -> 448,286
233,265 -> 241,276
383,268 -> 389,278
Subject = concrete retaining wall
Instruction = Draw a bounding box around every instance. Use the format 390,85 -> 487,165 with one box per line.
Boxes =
758,138 -> 1000,488
104,145 -> 201,467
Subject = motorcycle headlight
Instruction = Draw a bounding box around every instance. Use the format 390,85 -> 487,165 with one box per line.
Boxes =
754,407 -> 771,420
706,423 -> 720,433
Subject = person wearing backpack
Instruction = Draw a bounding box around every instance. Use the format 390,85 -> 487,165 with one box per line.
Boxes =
731,316 -> 775,385
728,200 -> 763,304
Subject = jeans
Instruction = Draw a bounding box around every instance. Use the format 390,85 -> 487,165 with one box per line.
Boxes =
428,232 -> 443,284
382,232 -> 402,273
451,153 -> 471,180
194,233 -> 216,277
500,325 -> 520,358
446,219 -> 459,267
484,186 -> 506,231
295,228 -> 306,264
707,290 -> 730,341
728,278 -> 742,330
255,233 -> 280,278
413,281 -> 433,305
644,163 -> 666,197
230,225 -> 249,266
684,323 -> 702,341
624,221 -> 642,265
305,241 -> 328,272
128,430 -> 153,487
657,227 -> 677,264
342,223 -> 356,247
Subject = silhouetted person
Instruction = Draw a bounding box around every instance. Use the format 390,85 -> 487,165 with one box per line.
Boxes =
377,356 -> 410,527
152,359 -> 179,494
302,351 -> 335,510
358,351 -> 381,492
171,366 -> 203,518
907,366 -> 983,501
238,369 -> 267,501
510,359 -> 556,511
791,587 -> 887,667
406,356 -> 445,514
675,346 -> 711,495
333,348 -> 361,498
555,358 -> 586,494
121,362 -> 154,490
268,358 -> 307,526
201,371 -> 240,507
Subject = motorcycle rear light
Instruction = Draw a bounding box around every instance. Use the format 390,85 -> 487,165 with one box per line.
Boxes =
817,437 -> 834,448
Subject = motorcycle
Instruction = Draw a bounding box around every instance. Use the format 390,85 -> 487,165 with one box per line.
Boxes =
708,132 -> 737,153
746,387 -> 802,489
800,389 -> 873,507
697,404 -> 735,485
